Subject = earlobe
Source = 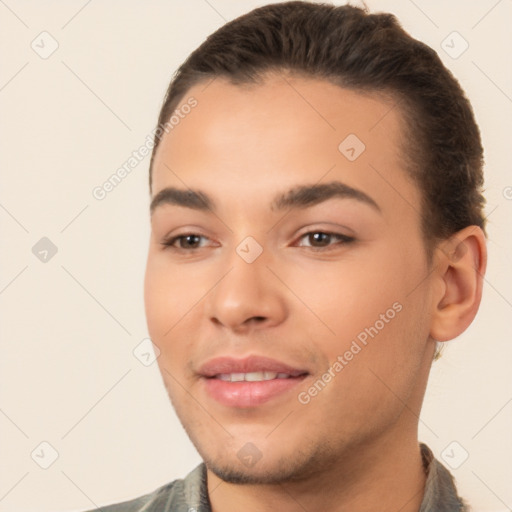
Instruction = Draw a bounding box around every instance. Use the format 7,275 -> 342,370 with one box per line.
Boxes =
429,226 -> 487,342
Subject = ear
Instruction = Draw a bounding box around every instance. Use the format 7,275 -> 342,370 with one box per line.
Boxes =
429,226 -> 487,342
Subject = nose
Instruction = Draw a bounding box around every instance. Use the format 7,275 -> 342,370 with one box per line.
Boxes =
205,249 -> 288,333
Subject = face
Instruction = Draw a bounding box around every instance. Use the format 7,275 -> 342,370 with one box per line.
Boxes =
144,73 -> 436,484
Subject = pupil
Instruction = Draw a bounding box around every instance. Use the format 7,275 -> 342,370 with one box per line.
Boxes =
311,232 -> 329,246
185,235 -> 200,247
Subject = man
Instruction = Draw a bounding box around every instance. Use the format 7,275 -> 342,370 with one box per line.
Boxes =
86,1 -> 487,510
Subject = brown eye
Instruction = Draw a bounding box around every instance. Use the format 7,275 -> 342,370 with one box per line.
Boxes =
298,231 -> 355,249
308,232 -> 331,247
178,234 -> 202,249
161,234 -> 208,250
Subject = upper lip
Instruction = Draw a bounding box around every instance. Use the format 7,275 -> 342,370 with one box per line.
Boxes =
198,355 -> 309,378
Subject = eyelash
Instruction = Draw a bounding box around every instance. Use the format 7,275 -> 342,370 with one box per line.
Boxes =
160,231 -> 355,252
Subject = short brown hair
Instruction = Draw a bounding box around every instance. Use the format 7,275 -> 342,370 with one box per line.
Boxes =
149,1 -> 486,253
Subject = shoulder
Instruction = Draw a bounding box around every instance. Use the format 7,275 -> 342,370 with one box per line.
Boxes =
419,443 -> 470,511
78,463 -> 208,512
81,480 -> 177,512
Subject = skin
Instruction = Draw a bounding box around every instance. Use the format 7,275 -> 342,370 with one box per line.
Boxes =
144,72 -> 486,512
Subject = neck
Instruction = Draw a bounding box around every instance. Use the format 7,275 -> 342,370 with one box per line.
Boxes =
207,427 -> 427,512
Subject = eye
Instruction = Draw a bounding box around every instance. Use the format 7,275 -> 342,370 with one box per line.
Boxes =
160,231 -> 355,252
296,231 -> 355,250
161,233 -> 211,250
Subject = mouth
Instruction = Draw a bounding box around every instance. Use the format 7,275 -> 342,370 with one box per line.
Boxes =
214,371 -> 305,382
198,355 -> 309,407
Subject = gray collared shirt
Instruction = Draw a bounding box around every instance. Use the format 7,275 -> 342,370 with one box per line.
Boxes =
84,443 -> 468,512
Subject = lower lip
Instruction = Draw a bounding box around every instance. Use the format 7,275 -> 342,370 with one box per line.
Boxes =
202,376 -> 307,407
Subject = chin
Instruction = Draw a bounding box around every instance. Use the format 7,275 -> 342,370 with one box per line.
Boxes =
204,457 -> 301,485
201,442 -> 335,485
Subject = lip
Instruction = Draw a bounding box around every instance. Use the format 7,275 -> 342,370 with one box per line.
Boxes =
198,355 -> 309,408
198,355 -> 308,377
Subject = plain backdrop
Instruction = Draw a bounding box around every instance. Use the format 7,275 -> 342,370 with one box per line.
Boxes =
1,1 -> 511,511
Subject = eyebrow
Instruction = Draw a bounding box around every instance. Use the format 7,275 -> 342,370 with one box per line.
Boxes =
149,181 -> 381,216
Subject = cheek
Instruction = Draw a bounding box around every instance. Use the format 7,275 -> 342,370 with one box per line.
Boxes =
290,247 -> 416,344
144,257 -> 166,338
317,244 -> 430,399
144,257 -> 190,386
144,249 -> 205,326
144,252 -> 215,379
291,239 -> 430,377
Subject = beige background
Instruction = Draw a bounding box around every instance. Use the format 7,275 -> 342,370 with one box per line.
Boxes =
1,1 -> 511,511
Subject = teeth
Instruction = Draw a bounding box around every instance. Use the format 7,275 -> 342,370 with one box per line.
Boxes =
246,371 -> 276,381
216,372 -> 292,382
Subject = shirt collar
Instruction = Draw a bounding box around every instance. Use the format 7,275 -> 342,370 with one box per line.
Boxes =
419,443 -> 469,511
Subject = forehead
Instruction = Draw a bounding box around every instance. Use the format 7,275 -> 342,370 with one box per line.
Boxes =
150,74 -> 420,221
